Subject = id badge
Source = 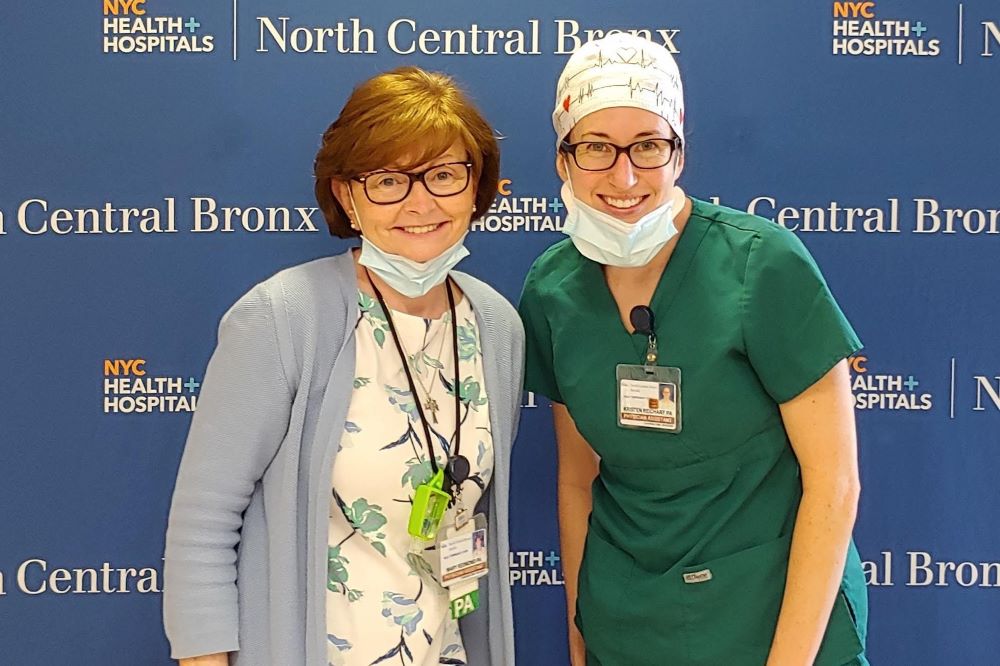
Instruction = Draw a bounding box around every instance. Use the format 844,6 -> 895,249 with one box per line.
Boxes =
616,364 -> 683,433
439,513 -> 488,619
407,469 -> 450,541
439,513 -> 488,588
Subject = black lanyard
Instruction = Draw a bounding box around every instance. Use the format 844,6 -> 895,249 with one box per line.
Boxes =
364,269 -> 466,492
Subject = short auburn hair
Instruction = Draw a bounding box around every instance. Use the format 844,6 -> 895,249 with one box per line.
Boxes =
314,66 -> 500,238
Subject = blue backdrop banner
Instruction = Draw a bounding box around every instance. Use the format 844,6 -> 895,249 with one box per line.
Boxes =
2,1 -> 999,664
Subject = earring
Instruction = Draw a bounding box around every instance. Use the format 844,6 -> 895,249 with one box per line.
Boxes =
472,204 -> 477,212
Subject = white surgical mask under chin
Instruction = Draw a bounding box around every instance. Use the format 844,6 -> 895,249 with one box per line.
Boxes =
349,190 -> 470,298
560,175 -> 678,268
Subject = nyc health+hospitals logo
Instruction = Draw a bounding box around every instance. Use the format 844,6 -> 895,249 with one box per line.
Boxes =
470,178 -> 565,234
509,549 -> 564,586
850,355 -> 1000,417
103,358 -> 200,414
103,0 -> 216,54
849,355 -> 933,411
831,1 -> 941,57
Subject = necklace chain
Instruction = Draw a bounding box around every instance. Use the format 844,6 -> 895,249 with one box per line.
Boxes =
396,310 -> 452,424
362,270 -> 462,484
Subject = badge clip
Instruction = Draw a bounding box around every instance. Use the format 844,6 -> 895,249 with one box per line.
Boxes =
643,333 -> 658,371
629,305 -> 658,372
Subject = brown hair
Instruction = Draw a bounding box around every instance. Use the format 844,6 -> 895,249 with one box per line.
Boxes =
314,66 -> 500,237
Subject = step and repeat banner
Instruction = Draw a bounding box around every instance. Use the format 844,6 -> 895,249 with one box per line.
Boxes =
2,0 -> 999,663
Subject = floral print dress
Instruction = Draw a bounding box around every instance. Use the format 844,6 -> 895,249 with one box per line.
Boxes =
326,290 -> 494,666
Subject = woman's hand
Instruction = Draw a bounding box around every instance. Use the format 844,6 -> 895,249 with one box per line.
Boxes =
179,654 -> 228,666
569,623 -> 587,666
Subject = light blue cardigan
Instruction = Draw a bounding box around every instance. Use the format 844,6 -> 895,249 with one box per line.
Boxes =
163,250 -> 524,665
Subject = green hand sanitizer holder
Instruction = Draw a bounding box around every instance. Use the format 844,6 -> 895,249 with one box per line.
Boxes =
408,469 -> 450,541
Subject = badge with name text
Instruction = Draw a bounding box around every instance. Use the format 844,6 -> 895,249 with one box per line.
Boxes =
439,514 -> 488,588
616,364 -> 683,433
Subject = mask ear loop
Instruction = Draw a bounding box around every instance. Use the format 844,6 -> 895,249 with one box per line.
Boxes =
347,186 -> 365,233
560,151 -> 578,199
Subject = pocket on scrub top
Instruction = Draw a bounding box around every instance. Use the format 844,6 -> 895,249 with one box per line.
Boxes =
680,533 -> 791,665
680,532 -> 864,665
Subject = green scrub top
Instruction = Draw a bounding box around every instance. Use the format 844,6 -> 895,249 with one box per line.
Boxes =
519,199 -> 869,665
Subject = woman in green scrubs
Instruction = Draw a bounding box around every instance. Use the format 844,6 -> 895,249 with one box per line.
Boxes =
519,34 -> 869,665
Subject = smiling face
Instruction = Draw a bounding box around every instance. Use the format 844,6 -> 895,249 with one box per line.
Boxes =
558,106 -> 683,224
331,141 -> 475,263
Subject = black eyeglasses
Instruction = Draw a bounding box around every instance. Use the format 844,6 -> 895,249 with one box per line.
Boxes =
560,138 -> 681,171
352,162 -> 473,205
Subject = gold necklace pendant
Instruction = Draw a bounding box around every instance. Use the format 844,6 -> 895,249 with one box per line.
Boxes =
424,397 -> 440,424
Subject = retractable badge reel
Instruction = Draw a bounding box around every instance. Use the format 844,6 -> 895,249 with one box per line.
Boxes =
615,305 -> 683,433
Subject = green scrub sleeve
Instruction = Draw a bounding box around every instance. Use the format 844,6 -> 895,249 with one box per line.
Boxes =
742,227 -> 863,404
517,269 -> 564,404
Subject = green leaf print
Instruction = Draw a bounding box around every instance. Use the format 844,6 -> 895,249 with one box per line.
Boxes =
327,546 -> 364,601
373,327 -> 386,348
386,385 -> 418,418
371,541 -> 387,558
421,351 -> 444,370
459,377 -> 488,408
457,322 -> 478,361
327,546 -> 349,586
407,551 -> 435,580
353,376 -> 371,389
402,458 -> 434,490
358,292 -> 387,321
345,498 -> 388,534
381,592 -> 424,635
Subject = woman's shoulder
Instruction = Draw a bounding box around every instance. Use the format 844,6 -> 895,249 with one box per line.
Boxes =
263,250 -> 355,302
450,272 -> 524,355
690,197 -> 807,259
690,198 -> 787,238
688,200 -> 830,297
451,272 -> 519,325
528,237 -> 579,276
227,250 -> 357,342
520,237 -> 582,300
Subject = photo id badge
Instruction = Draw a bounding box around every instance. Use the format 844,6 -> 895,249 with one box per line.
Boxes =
616,364 -> 682,433
439,513 -> 488,589
439,513 -> 488,619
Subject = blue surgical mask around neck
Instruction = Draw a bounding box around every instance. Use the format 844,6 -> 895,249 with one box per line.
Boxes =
560,176 -> 678,268
349,189 -> 470,298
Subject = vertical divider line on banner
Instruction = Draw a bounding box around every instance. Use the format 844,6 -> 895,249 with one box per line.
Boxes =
957,3 -> 963,65
233,0 -> 238,61
950,357 -> 956,419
